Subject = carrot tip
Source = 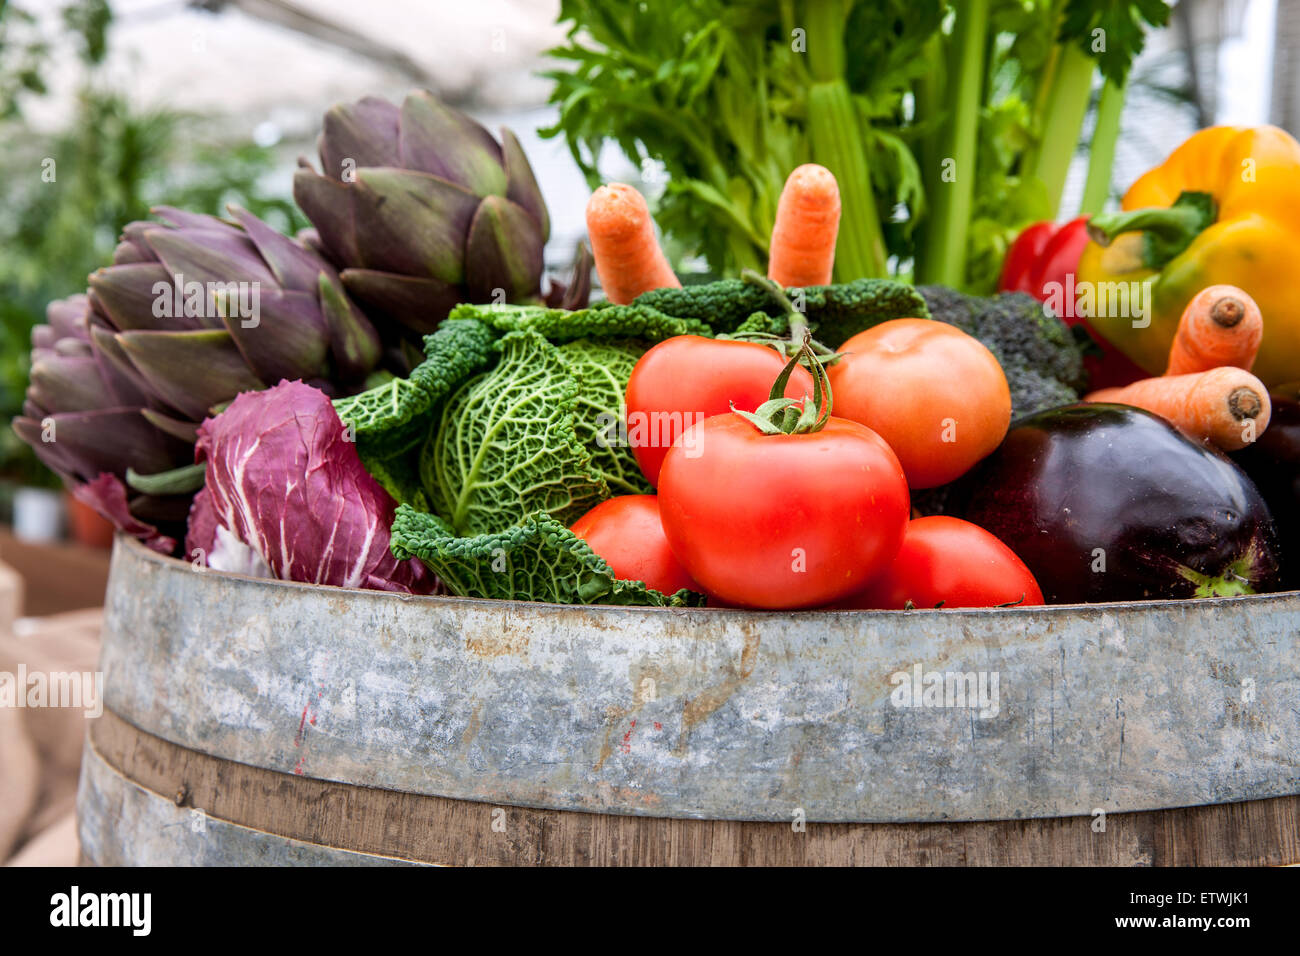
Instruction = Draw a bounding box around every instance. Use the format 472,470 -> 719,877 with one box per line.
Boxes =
1228,387 -> 1262,420
1210,296 -> 1246,328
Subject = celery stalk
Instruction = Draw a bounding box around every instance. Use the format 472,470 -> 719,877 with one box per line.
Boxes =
1030,44 -> 1095,220
911,31 -> 946,280
803,0 -> 887,279
806,82 -> 887,279
1078,76 -> 1127,216
915,0 -> 989,287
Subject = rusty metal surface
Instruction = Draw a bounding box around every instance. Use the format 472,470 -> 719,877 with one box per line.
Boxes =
76,739 -> 423,866
92,535 -> 1300,823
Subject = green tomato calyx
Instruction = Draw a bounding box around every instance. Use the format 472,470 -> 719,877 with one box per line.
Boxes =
732,332 -> 833,436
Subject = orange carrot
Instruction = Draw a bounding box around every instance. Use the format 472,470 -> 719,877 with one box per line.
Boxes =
1165,284 -> 1263,375
768,164 -> 841,287
1086,366 -> 1271,451
585,183 -> 680,305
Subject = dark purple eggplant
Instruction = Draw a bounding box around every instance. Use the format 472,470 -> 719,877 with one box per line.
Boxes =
1231,395 -> 1300,588
957,403 -> 1280,604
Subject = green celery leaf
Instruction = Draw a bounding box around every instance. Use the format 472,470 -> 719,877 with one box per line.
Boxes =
1059,0 -> 1171,86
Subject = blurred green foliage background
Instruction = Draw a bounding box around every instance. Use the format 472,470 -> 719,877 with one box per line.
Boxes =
0,0 -> 304,486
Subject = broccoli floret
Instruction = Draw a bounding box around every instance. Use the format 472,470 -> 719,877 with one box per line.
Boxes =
1003,368 -> 1085,420
917,285 -> 1087,419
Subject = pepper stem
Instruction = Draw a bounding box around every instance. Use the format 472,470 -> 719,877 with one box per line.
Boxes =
1085,190 -> 1217,270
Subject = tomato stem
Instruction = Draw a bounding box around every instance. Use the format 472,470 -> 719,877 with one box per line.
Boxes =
732,332 -> 834,436
732,271 -> 842,365
740,269 -> 810,345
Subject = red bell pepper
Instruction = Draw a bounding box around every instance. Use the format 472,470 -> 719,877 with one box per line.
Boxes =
999,217 -> 1145,390
998,217 -> 1091,299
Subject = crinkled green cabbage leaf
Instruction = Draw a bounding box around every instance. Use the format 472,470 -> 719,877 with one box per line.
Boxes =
390,505 -> 703,607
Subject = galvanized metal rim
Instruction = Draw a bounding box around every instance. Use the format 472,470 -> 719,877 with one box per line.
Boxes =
95,534 -> 1300,823
121,533 -> 1300,617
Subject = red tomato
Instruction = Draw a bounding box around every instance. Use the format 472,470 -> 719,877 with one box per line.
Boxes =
657,412 -> 910,609
625,336 -> 814,487
836,516 -> 1043,609
828,319 -> 1011,488
570,495 -> 698,595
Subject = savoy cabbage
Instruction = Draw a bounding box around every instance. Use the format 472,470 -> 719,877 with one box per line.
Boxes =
335,301 -> 707,605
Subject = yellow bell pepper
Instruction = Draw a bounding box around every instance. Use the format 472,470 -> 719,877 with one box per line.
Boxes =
1077,125 -> 1300,389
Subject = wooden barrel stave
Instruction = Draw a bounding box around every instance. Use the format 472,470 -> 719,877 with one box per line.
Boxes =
77,731 -> 423,866
82,708 -> 1300,866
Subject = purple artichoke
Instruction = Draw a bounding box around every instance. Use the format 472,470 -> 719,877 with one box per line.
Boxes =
294,90 -> 584,337
13,205 -> 385,546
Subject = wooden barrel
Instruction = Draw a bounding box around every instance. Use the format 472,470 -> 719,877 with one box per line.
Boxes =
78,536 -> 1300,866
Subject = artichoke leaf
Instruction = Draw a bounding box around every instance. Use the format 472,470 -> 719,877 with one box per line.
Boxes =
89,262 -> 213,332
229,204 -> 337,294
219,288 -> 330,384
317,272 -> 382,381
29,355 -> 119,414
501,127 -> 550,242
352,167 -> 479,283
398,90 -> 508,196
15,407 -> 189,484
464,195 -> 545,302
116,328 -> 264,422
144,223 -> 278,289
293,170 -> 363,266
319,95 -> 403,178
339,269 -> 462,334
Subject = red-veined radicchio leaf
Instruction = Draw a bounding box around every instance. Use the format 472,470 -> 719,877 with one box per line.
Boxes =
187,380 -> 435,593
